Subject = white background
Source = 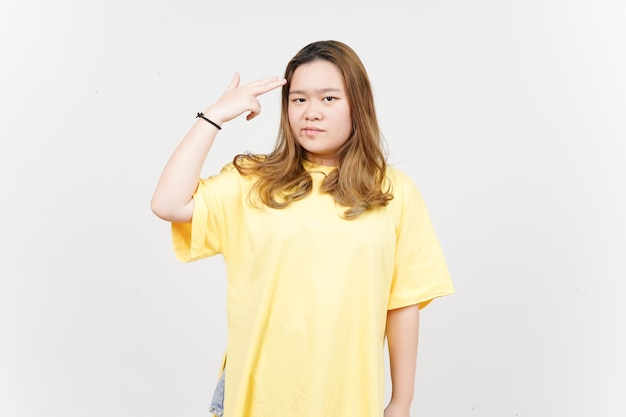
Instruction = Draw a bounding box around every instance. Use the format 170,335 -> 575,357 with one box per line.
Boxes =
1,1 -> 625,416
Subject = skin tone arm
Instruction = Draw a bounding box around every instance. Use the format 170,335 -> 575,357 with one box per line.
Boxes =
151,73 -> 287,223
385,303 -> 420,417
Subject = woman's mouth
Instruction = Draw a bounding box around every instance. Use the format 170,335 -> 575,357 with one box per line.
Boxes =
303,127 -> 324,136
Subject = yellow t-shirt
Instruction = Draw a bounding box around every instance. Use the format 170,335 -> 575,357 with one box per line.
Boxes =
172,161 -> 454,417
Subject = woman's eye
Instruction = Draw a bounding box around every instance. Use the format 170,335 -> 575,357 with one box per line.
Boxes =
323,96 -> 336,102
292,98 -> 305,103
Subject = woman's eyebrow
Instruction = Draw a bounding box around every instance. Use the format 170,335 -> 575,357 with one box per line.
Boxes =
288,88 -> 342,95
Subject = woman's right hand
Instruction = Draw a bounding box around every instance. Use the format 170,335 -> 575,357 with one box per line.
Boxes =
202,73 -> 287,126
151,73 -> 286,223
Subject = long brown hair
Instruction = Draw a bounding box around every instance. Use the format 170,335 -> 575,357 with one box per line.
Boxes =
234,40 -> 392,218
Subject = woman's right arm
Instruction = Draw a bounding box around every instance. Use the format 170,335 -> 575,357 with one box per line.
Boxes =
150,73 -> 287,223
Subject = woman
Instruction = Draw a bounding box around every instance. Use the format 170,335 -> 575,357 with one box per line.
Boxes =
152,40 -> 454,417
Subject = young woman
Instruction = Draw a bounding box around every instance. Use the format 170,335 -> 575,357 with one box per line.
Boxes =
151,40 -> 454,417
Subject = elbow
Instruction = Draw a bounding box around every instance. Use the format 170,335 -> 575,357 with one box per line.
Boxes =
151,195 -> 170,221
151,194 -> 193,223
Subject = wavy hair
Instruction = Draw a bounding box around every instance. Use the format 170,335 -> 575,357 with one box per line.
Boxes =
234,40 -> 392,218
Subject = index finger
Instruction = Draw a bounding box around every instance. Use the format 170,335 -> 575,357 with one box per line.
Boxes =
247,77 -> 287,96
244,76 -> 284,88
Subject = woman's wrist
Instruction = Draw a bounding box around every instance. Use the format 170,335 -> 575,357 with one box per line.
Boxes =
196,112 -> 222,130
385,398 -> 411,417
388,395 -> 413,409
201,106 -> 226,126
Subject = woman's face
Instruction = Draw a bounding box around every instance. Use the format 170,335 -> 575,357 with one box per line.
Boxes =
288,60 -> 352,166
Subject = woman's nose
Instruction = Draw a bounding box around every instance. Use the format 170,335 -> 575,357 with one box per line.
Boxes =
305,102 -> 322,120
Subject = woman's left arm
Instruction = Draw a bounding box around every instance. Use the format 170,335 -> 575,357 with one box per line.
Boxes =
385,303 -> 420,417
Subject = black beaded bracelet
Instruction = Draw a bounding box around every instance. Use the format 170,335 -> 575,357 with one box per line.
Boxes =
196,112 -> 222,130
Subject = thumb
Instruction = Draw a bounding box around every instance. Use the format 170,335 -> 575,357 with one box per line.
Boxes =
226,72 -> 240,90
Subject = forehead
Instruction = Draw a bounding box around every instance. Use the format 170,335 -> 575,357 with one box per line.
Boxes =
289,60 -> 345,91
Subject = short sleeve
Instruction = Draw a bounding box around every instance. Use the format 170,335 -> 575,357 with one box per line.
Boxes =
171,163 -> 242,262
388,171 -> 454,310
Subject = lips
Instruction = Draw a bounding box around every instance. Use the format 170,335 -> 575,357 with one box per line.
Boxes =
302,126 -> 324,135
